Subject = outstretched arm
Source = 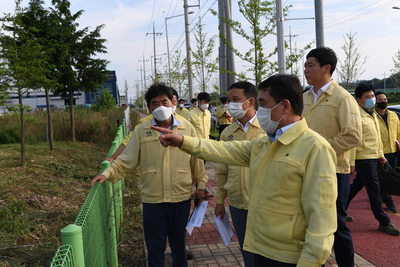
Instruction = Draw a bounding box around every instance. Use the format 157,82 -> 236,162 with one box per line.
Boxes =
150,125 -> 184,147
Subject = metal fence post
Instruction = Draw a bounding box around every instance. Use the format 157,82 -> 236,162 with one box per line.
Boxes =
60,224 -> 85,267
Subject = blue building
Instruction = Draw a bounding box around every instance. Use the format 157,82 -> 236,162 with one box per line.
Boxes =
85,71 -> 120,105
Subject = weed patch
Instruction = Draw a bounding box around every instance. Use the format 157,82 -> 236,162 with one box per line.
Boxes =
0,141 -> 145,266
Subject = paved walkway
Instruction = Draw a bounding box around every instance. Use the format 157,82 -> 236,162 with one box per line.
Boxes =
160,161 -> 376,267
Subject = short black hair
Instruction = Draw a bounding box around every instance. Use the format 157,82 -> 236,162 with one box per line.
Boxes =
145,83 -> 174,106
220,95 -> 228,103
306,47 -> 337,75
375,91 -> 385,98
178,99 -> 186,103
355,84 -> 375,99
172,88 -> 179,100
258,74 -> 303,116
228,81 -> 258,100
191,98 -> 198,104
197,92 -> 211,102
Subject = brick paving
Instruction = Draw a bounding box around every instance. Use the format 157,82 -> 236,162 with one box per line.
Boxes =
157,161 -> 376,267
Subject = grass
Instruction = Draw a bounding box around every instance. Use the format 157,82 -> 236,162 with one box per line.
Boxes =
0,130 -> 145,265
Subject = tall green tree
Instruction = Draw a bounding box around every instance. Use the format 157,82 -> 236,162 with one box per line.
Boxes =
391,49 -> 400,89
167,50 -> 188,98
192,17 -> 218,92
336,31 -> 368,90
50,0 -> 109,142
0,0 -> 50,164
19,0 -> 60,150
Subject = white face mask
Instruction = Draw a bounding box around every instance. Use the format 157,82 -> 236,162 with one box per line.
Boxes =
152,106 -> 173,122
257,102 -> 283,134
200,103 -> 209,111
172,105 -> 177,113
228,98 -> 250,119
178,104 -> 184,108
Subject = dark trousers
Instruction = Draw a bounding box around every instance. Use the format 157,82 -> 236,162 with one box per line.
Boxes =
229,206 -> 254,267
381,152 -> 398,207
333,173 -> 354,267
347,159 -> 390,226
254,254 -> 296,267
143,199 -> 191,267
218,124 -> 230,140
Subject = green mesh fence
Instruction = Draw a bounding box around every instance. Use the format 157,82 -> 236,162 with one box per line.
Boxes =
49,245 -> 75,267
50,118 -> 127,267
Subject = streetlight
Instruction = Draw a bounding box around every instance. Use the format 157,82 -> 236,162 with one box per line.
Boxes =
165,12 -> 194,84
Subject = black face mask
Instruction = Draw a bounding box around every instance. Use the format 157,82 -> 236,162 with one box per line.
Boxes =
376,102 -> 388,109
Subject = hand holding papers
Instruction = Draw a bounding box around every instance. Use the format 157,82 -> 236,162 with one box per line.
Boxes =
186,201 -> 208,235
214,215 -> 234,246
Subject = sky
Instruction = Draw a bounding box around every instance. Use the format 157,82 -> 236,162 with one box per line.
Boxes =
2,0 -> 400,102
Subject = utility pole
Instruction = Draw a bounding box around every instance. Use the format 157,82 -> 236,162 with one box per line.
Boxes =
218,0 -> 236,92
285,27 -> 298,75
276,0 -> 285,74
382,71 -> 387,93
183,0 -> 199,100
315,0 -> 324,47
124,79 -> 128,105
146,23 -> 162,77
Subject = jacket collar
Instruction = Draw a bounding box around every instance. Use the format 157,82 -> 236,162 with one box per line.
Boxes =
276,118 -> 308,145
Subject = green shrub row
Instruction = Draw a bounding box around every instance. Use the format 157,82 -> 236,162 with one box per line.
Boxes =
0,107 -> 137,145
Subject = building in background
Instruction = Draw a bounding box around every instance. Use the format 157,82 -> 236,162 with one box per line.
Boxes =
84,71 -> 120,105
0,70 -> 120,113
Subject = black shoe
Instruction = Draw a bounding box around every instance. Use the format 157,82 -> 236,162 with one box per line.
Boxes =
387,205 -> 397,213
186,250 -> 194,260
378,223 -> 400,236
346,215 -> 354,222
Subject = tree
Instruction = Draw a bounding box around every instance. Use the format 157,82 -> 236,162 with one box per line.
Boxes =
0,0 -> 50,164
166,50 -> 188,99
212,0 -> 310,85
391,49 -> 400,89
94,89 -> 116,111
50,0 -> 109,142
0,62 -> 10,106
18,0 -> 60,151
336,31 -> 368,90
192,17 -> 218,92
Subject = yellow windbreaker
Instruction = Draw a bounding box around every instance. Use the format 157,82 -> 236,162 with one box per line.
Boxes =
176,107 -> 189,118
303,80 -> 362,174
375,109 -> 400,154
122,113 -> 185,146
180,119 -> 337,266
356,106 -> 384,160
215,118 -> 264,209
215,105 -> 232,125
101,116 -> 208,203
185,107 -> 211,139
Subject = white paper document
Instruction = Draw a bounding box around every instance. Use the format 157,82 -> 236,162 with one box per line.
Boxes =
186,201 -> 208,235
214,215 -> 234,246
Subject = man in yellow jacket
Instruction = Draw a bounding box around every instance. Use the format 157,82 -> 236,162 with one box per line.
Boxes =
91,83 -> 208,267
185,92 -> 211,139
346,84 -> 400,236
302,47 -> 362,267
176,98 -> 189,117
375,91 -> 399,213
215,81 -> 264,266
152,74 -> 338,267
215,95 -> 232,138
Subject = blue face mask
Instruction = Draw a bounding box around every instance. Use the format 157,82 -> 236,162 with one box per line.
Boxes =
364,98 -> 376,109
